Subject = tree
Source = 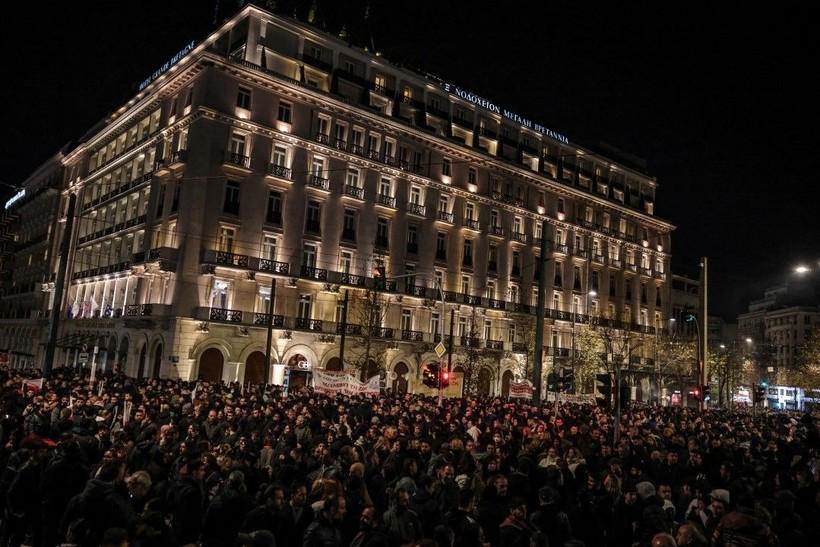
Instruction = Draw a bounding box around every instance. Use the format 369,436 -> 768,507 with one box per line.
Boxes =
654,332 -> 697,400
575,323 -> 605,393
506,309 -> 541,380
784,327 -> 820,390
343,284 -> 391,381
708,344 -> 745,406
450,305 -> 495,395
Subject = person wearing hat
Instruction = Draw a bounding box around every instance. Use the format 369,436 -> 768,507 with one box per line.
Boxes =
635,481 -> 673,547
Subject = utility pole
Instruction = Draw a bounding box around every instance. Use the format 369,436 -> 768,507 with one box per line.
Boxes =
338,290 -> 349,370
44,193 -> 76,378
700,257 -> 708,410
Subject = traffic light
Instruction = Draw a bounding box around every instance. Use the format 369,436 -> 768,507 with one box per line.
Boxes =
701,384 -> 711,401
693,386 -> 701,401
561,368 -> 575,392
422,363 -> 440,388
595,373 -> 612,408
440,369 -> 450,388
547,371 -> 559,392
754,383 -> 766,403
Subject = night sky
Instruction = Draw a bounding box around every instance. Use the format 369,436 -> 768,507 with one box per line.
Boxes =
4,1 -> 818,320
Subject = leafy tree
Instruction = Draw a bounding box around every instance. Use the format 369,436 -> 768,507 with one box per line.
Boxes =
575,323 -> 605,393
654,332 -> 697,397
506,309 -> 541,380
450,305 -> 493,395
784,327 -> 820,390
708,344 -> 745,405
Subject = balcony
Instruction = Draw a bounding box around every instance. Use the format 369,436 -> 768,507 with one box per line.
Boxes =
120,303 -> 168,318
349,143 -> 365,156
295,318 -> 323,331
307,174 -> 330,191
371,327 -> 394,339
462,294 -> 481,306
437,211 -> 454,223
460,336 -> 480,348
486,339 -> 504,350
333,138 -> 347,151
512,342 -> 527,353
555,244 -> 569,254
339,272 -> 367,287
404,283 -> 427,297
514,303 -> 531,314
301,266 -> 328,281
488,298 -> 506,310
402,330 -> 424,341
222,151 -> 251,173
376,194 -> 396,208
315,133 -> 330,145
462,218 -> 480,231
511,232 -> 527,243
593,254 -> 607,265
155,149 -> 187,174
343,185 -> 364,200
337,323 -> 363,336
407,202 -> 426,217
266,163 -> 293,180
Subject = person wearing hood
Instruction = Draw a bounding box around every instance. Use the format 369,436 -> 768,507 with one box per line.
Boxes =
59,456 -> 133,546
634,481 -> 672,547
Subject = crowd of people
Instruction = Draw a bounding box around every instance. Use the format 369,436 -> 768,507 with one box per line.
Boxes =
0,364 -> 818,547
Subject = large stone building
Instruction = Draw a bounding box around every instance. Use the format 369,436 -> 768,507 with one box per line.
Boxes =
2,4 -> 675,397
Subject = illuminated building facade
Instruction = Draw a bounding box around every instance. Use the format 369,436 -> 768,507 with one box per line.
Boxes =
18,4 -> 674,396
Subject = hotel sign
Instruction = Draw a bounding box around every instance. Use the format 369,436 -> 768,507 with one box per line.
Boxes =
4,189 -> 25,210
139,41 -> 196,91
443,83 -> 569,144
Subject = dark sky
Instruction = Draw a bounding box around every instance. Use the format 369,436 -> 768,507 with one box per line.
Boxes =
4,1 -> 818,320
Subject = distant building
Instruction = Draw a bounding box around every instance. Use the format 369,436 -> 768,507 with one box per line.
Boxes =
2,4 -> 675,397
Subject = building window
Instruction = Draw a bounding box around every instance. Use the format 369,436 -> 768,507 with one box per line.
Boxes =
442,158 -> 452,176
266,190 -> 282,224
465,202 -> 476,220
401,309 -> 412,332
343,209 -> 356,241
463,240 -> 473,267
508,323 -> 517,343
346,167 -> 361,188
468,167 -> 477,185
512,251 -> 521,277
272,145 -> 287,167
211,279 -> 230,309
218,226 -> 235,253
513,217 -> 522,234
376,218 -> 389,249
488,245 -> 498,272
236,86 -> 251,110
439,195 -> 449,212
486,280 -> 495,299
230,132 -> 246,155
407,225 -> 418,253
436,232 -> 447,260
262,235 -> 277,261
306,201 -> 321,234
410,186 -> 422,204
311,156 -> 326,177
379,177 -> 392,197
340,251 -> 353,273
461,275 -> 470,295
277,102 -> 292,124
298,294 -> 312,319
490,210 -> 499,227
431,312 -> 441,337
303,244 -> 317,268
224,181 -> 240,214
484,320 -> 492,340
557,198 -> 565,214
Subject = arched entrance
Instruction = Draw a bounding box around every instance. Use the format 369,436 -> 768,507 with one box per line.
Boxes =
326,356 -> 342,371
117,337 -> 129,371
392,362 -> 409,393
476,367 -> 493,397
152,343 -> 162,378
501,369 -> 514,398
199,348 -> 224,382
286,353 -> 309,389
245,351 -> 266,385
137,345 -> 148,378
